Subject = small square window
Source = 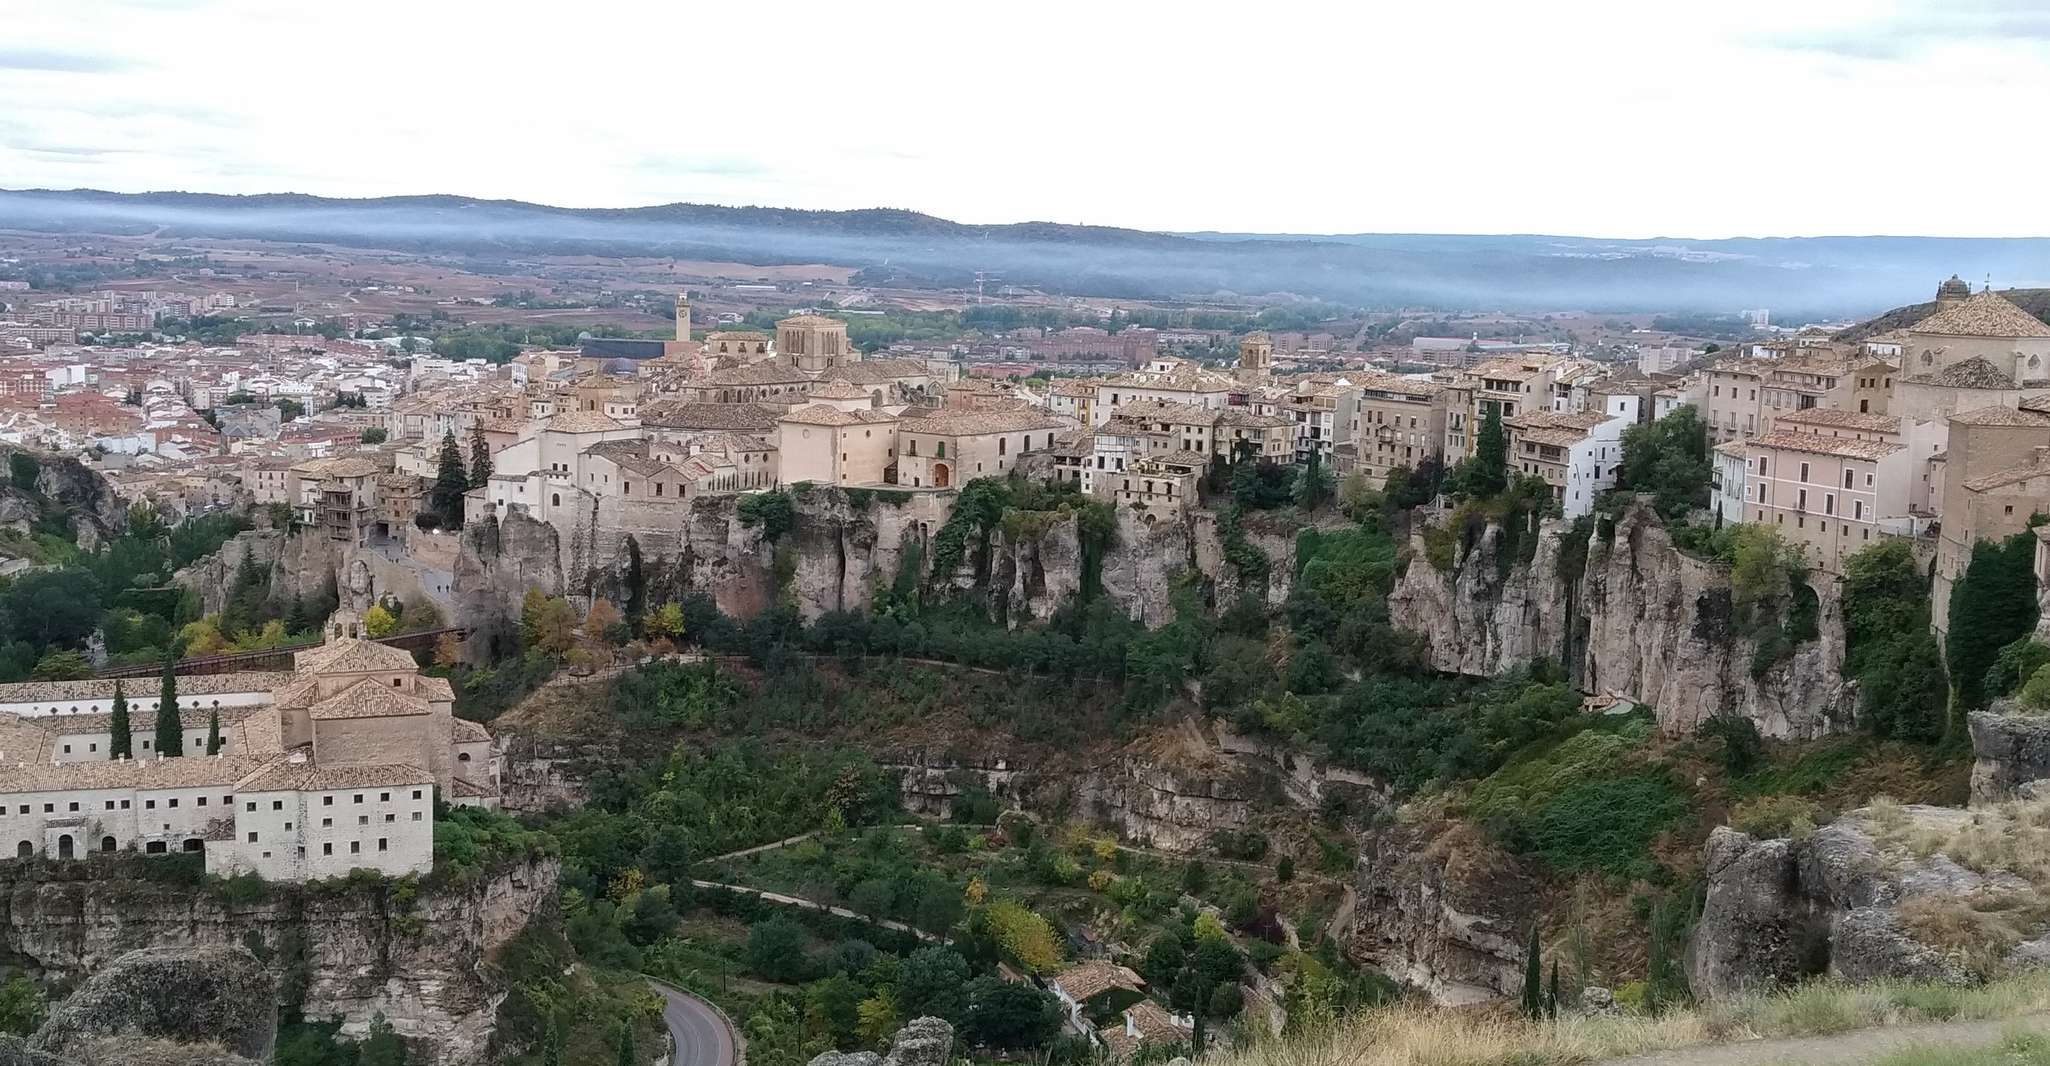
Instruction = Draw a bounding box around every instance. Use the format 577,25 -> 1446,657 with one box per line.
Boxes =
384,813 -> 395,823
271,800 -> 283,811
349,841 -> 361,854
145,800 -> 156,810
168,798 -> 178,808
120,800 -> 130,810
377,838 -> 388,852
322,843 -> 332,856
66,802 -> 77,812
284,822 -> 293,830
245,802 -> 256,812
358,816 -> 368,826
411,812 -> 422,822
103,801 -> 113,810
322,796 -> 333,806
379,792 -> 390,803
411,790 -> 422,801
42,804 -> 52,814
322,818 -> 332,828
352,794 -> 363,804
246,831 -> 258,843
197,797 -> 207,807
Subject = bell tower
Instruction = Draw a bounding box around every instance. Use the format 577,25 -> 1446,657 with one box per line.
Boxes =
675,292 -> 691,342
1238,331 -> 1274,382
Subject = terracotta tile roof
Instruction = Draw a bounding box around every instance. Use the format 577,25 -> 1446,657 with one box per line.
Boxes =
1054,961 -> 1144,1002
1747,428 -> 1905,461
1963,455 -> 2050,493
418,675 -> 455,702
307,678 -> 431,720
449,775 -> 494,798
0,673 -> 297,706
294,639 -> 419,675
543,411 -> 628,434
1121,1002 -> 1187,1044
0,752 -> 280,792
451,717 -> 490,743
900,407 -> 1067,436
1910,291 -> 2050,339
827,359 -> 933,385
1947,403 -> 2050,428
1911,357 -> 2019,390
1773,409 -> 1901,434
35,705 -> 262,738
639,402 -> 780,432
235,758 -> 432,792
778,404 -> 899,427
695,362 -> 815,387
809,379 -> 877,401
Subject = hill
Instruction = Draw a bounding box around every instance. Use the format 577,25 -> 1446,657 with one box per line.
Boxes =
1836,287 -> 2050,342
8,188 -> 2050,316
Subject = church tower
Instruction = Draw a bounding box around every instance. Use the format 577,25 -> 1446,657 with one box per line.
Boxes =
1936,275 -> 1971,309
675,292 -> 691,342
1237,331 -> 1274,382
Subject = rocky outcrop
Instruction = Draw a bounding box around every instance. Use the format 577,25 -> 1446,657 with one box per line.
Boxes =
1080,754 -> 1258,851
1969,706 -> 2050,804
454,512 -> 566,625
31,945 -> 274,1062
1351,819 -> 1534,1005
1389,500 -> 1856,739
0,857 -> 557,1066
808,1016 -> 953,1066
0,451 -> 124,556
1686,807 -> 2046,999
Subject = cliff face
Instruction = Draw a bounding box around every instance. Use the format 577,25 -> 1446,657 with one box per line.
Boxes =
0,451 -> 125,556
454,513 -> 566,625
1350,819 -> 1534,1005
0,858 -> 557,1066
1388,501 -> 1856,739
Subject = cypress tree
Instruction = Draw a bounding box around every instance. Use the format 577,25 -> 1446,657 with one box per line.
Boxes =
542,1015 -> 563,1066
615,1020 -> 636,1066
431,431 -> 469,529
1473,406 -> 1509,497
624,534 -> 646,625
1190,999 -> 1206,1056
205,706 -> 222,755
108,681 -> 131,760
1521,924 -> 1543,1020
155,661 -> 183,757
1547,959 -> 1560,1019
468,423 -> 494,490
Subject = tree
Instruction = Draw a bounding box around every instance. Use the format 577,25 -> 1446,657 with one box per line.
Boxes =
360,427 -> 389,445
644,602 -> 684,642
899,946 -> 971,1023
624,535 -> 646,624
364,603 -> 399,639
984,899 -> 1064,973
1292,449 -> 1333,511
359,1013 -> 408,1066
1,569 -> 104,650
961,976 -> 1059,1051
1948,531 -> 2042,722
1521,925 -> 1543,1020
205,706 -> 222,755
0,975 -> 44,1037
468,423 -> 493,490
587,599 -> 624,643
542,1015 -> 564,1066
520,590 -> 578,657
30,651 -> 91,680
155,660 -> 183,757
615,1020 -> 636,1066
275,398 -> 305,421
745,916 -> 811,982
1616,406 -> 1711,518
1471,406 -> 1508,497
109,681 -> 131,759
431,431 -> 469,529
738,491 -> 796,542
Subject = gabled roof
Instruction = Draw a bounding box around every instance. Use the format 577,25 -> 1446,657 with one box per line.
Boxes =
777,404 -> 899,427
295,638 -> 419,675
236,758 -> 433,792
1772,408 -> 1901,434
542,411 -> 628,434
1912,356 -> 2018,390
1910,291 -> 2050,339
1747,428 -> 1904,461
307,677 -> 431,720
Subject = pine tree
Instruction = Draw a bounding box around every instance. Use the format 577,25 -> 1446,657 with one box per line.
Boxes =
205,706 -> 221,755
624,535 -> 646,624
155,661 -> 183,757
468,423 -> 493,490
615,1020 -> 637,1066
1473,406 -> 1509,497
1521,924 -> 1543,1020
431,431 -> 469,529
108,681 -> 131,760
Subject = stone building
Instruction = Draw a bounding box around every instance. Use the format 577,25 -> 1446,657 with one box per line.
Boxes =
1737,409 -> 1912,573
0,609 -> 494,880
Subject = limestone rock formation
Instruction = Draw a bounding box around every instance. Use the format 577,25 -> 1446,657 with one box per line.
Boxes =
1968,706 -> 2050,804
1685,807 -> 2047,999
30,945 -> 274,1061
1350,819 -> 1535,1004
808,1016 -> 953,1066
455,512 -> 566,624
1389,500 -> 1856,739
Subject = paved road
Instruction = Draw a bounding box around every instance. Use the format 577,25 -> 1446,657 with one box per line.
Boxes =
1598,1013 -> 2050,1066
651,981 -> 739,1066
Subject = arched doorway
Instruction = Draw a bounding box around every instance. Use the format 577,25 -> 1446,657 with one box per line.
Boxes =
14,842 -> 29,858
145,841 -> 166,854
183,838 -> 203,853
56,836 -> 72,860
100,836 -> 116,853
932,463 -> 951,488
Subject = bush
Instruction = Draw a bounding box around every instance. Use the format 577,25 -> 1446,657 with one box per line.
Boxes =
1728,795 -> 1822,839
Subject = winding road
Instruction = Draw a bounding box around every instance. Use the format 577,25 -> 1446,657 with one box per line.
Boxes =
650,980 -> 740,1066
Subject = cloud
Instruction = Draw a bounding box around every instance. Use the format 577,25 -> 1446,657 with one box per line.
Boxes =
0,48 -> 139,73
1761,2 -> 2050,60
17,144 -> 122,158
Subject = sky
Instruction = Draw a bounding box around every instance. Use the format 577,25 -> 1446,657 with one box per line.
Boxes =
3,0 -> 2049,239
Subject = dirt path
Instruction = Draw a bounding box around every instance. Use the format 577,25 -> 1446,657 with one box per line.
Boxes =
1599,1014 -> 2050,1066
689,879 -> 947,943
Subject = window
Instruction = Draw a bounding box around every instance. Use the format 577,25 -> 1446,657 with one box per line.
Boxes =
145,800 -> 155,810
322,818 -> 332,828
246,802 -> 256,812
352,794 -> 363,804
66,802 -> 76,812
385,813 -> 395,823
246,831 -> 258,843
323,843 -> 332,856
379,792 -> 390,803
197,797 -> 206,807
61,745 -> 69,754
411,790 -> 422,801
358,816 -> 369,826
323,796 -> 333,806
271,800 -> 282,811
1854,501 -> 1864,520
412,811 -> 423,822
1799,462 -> 1810,482
349,841 -> 361,854
377,838 -> 388,852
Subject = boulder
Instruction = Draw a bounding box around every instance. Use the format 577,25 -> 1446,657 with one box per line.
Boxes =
1689,829 -> 1828,996
30,946 -> 274,1063
1968,708 -> 2050,805
810,1017 -> 953,1066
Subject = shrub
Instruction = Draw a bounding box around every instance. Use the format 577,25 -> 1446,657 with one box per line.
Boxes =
1729,795 -> 1822,840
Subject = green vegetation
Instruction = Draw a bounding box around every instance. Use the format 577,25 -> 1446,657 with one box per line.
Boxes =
430,431 -> 469,529
1948,528 -> 2042,722
1615,407 -> 1711,519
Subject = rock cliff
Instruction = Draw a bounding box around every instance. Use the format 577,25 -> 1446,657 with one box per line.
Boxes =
0,857 -> 557,1066
1968,706 -> 2050,805
1688,805 -> 2050,999
31,944 -> 274,1062
1388,500 -> 1856,739
1350,819 -> 1535,1005
0,450 -> 125,556
454,512 -> 566,624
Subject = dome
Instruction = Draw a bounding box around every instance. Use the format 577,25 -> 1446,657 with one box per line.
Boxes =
1938,274 -> 1972,301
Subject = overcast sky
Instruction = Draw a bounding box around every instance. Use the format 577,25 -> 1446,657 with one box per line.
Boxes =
3,0 -> 2046,238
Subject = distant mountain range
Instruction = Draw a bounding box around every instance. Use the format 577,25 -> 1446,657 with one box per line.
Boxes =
4,187 -> 2049,318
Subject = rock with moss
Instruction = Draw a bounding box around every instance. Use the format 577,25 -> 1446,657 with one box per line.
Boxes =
29,946 -> 274,1063
809,1017 -> 953,1066
1968,705 -> 2050,804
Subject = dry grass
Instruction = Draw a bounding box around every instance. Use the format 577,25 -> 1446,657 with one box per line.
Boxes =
1207,973 -> 2050,1066
1854,797 -> 2050,979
